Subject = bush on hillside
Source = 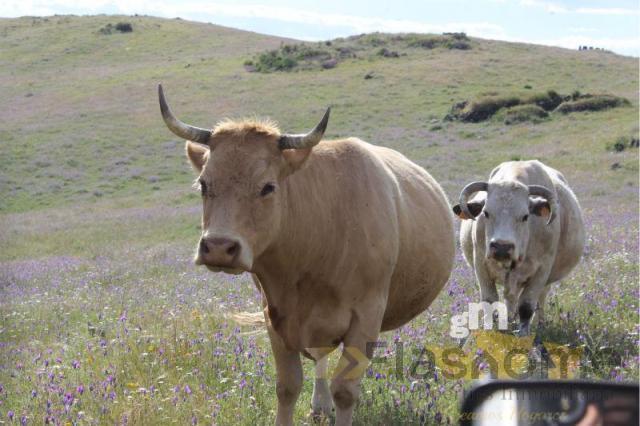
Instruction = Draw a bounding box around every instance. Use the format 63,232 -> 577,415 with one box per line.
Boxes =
446,95 -> 521,122
446,91 -> 631,122
248,43 -> 337,72
606,136 -> 640,152
246,32 -> 473,72
525,90 -> 563,111
555,95 -> 630,114
99,22 -> 133,34
406,33 -> 471,50
499,104 -> 549,125
115,22 -> 133,32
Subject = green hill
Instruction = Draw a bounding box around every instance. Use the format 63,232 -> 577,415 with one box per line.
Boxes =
0,15 -> 637,214
0,15 -> 637,425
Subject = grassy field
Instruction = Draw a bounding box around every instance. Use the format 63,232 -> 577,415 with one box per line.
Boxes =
0,15 -> 638,425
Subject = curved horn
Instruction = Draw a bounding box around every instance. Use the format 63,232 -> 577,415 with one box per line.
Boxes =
528,184 -> 557,225
158,84 -> 211,145
278,107 -> 331,150
459,181 -> 488,220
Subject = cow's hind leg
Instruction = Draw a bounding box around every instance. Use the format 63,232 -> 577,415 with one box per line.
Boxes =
307,348 -> 334,419
267,325 -> 302,426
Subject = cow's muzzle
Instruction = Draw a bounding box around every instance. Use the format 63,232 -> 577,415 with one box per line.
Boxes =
195,236 -> 247,274
489,240 -> 515,261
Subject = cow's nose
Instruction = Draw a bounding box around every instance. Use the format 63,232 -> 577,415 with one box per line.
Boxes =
199,237 -> 240,266
490,240 -> 515,259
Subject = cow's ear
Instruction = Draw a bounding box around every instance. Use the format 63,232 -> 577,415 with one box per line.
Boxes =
185,141 -> 209,173
452,201 -> 485,220
529,198 -> 551,219
281,147 -> 312,174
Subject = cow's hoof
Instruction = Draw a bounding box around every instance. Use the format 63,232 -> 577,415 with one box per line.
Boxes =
517,323 -> 530,337
309,409 -> 332,425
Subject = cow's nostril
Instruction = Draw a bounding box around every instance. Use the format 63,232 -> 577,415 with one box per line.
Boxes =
200,239 -> 210,254
226,243 -> 239,257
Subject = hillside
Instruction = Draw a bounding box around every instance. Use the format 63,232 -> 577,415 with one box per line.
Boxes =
0,15 -> 638,425
0,15 -> 637,215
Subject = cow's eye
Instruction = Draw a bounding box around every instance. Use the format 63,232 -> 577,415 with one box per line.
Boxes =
260,183 -> 276,197
483,210 -> 490,218
199,179 -> 207,195
522,214 -> 529,222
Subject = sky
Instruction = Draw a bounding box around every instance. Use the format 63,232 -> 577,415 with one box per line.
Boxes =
2,0 -> 639,56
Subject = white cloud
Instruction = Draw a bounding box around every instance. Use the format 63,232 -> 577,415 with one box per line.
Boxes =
519,0 -> 567,14
519,0 -> 639,15
0,1 -> 637,55
576,7 -> 639,16
0,1 -> 510,40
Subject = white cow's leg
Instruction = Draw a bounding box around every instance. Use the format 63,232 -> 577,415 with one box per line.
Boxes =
534,285 -> 551,327
474,258 -> 498,303
517,267 -> 552,336
307,348 -> 334,418
267,325 -> 302,426
503,279 -> 519,324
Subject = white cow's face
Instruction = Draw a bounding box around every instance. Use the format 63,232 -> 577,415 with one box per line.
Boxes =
481,182 -> 532,269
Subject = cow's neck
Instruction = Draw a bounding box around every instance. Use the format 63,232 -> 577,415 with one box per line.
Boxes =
253,161 -> 344,309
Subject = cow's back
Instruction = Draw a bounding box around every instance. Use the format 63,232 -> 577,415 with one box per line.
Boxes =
368,145 -> 455,331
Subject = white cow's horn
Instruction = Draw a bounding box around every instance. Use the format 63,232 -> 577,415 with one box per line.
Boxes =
459,181 -> 488,220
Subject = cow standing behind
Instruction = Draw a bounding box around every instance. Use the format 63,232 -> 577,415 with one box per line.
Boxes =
453,160 -> 585,335
158,85 -> 455,425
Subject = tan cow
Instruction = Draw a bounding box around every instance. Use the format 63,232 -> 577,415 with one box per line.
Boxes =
158,85 -> 455,426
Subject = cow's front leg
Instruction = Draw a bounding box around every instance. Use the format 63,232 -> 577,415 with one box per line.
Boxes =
266,325 -> 302,426
517,267 -> 552,336
503,280 -> 519,324
330,301 -> 384,426
475,257 -> 498,303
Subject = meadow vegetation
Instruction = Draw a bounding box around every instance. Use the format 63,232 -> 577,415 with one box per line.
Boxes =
244,32 -> 472,72
0,15 -> 638,425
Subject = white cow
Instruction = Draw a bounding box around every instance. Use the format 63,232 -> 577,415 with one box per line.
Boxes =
453,160 -> 585,334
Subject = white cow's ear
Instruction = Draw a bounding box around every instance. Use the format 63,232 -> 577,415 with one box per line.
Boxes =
529,197 -> 551,219
185,141 -> 209,173
452,201 -> 484,220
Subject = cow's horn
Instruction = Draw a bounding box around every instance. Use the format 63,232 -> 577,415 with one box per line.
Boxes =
459,181 -> 488,220
278,107 -> 331,150
158,84 -> 212,145
528,184 -> 557,225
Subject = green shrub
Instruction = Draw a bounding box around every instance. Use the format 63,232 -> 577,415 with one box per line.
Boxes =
556,95 -> 630,114
98,22 -> 133,34
526,90 -> 563,111
115,22 -> 133,33
447,96 -> 521,122
254,50 -> 298,72
606,136 -> 639,152
407,34 -> 471,50
499,104 -> 549,125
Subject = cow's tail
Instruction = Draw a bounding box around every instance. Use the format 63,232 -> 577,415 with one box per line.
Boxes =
229,311 -> 265,327
228,274 -> 267,327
